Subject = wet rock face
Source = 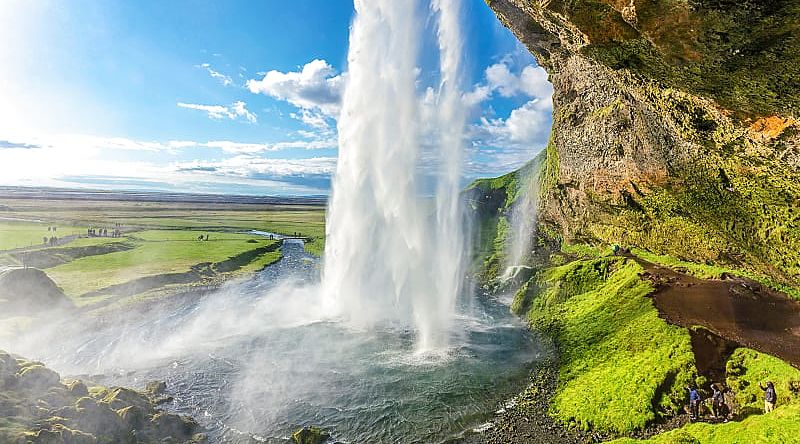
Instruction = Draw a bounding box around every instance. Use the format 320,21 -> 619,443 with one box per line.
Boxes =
488,0 -> 800,286
0,350 -> 207,444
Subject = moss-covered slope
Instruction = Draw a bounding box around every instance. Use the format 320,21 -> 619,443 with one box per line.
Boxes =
512,255 -> 697,433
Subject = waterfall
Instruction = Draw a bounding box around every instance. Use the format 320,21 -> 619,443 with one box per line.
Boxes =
502,163 -> 541,280
322,0 -> 467,352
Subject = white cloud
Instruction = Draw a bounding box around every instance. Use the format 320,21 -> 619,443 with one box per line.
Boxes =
174,155 -> 336,177
246,59 -> 344,120
0,133 -> 337,194
196,63 -> 233,86
177,101 -> 257,123
474,98 -> 552,145
203,138 -> 337,154
464,62 -> 552,105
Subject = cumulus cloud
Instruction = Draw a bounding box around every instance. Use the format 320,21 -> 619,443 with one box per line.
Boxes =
462,60 -> 554,175
196,63 -> 233,86
476,98 -> 552,144
246,59 -> 344,127
465,62 -> 552,105
177,101 -> 257,123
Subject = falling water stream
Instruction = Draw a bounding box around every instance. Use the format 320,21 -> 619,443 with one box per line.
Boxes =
323,0 -> 469,352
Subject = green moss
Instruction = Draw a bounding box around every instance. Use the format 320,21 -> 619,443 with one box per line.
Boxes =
540,137 -> 559,197
518,257 -> 696,433
611,405 -> 800,444
725,348 -> 800,413
573,0 -> 800,117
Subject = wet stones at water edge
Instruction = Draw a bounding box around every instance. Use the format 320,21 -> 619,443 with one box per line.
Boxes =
0,350 -> 206,444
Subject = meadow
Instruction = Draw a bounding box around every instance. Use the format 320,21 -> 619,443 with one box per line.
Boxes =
0,195 -> 326,307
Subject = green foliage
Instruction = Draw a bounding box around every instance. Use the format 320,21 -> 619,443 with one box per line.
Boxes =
519,257 -> 697,433
611,404 -> 800,444
608,347 -> 800,443
725,348 -> 800,412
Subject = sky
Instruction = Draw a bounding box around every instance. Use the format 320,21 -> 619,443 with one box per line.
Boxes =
0,0 -> 552,196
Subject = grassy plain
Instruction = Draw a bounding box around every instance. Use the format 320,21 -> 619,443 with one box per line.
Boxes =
0,195 -> 326,306
0,221 -> 85,250
47,231 -> 279,300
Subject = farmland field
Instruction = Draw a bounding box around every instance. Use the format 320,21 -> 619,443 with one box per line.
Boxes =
0,191 -> 326,307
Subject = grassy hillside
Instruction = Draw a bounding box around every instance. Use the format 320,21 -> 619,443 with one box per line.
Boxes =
513,254 -> 696,433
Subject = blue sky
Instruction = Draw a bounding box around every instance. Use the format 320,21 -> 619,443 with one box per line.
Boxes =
0,0 -> 552,196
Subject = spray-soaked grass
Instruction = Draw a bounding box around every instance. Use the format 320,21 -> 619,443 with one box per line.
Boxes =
611,404 -> 800,444
47,231 -> 279,300
514,257 -> 696,433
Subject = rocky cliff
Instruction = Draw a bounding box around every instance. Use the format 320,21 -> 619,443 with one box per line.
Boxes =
484,0 -> 800,289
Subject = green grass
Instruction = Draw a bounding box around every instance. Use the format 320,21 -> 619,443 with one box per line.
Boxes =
611,404 -> 800,444
611,348 -> 800,443
514,257 -> 696,433
47,230 -> 278,300
0,221 -> 85,251
725,349 -> 800,413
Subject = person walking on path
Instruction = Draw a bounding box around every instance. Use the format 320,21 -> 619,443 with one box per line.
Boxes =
687,386 -> 701,421
760,381 -> 777,412
711,384 -> 728,421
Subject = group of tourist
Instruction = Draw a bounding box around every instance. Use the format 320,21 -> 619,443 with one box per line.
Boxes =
687,381 -> 778,422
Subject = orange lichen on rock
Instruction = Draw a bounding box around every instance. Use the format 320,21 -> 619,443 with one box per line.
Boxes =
748,116 -> 798,143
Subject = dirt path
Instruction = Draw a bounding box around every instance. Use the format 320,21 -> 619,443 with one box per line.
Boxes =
637,258 -> 800,369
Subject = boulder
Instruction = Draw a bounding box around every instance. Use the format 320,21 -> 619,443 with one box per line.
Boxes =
65,380 -> 89,398
149,411 -> 201,441
102,386 -> 153,414
69,397 -> 128,439
117,405 -> 146,430
292,426 -> 331,444
15,364 -> 61,392
29,424 -> 97,444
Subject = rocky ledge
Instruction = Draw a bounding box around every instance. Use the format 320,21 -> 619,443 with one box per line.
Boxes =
0,350 -> 206,444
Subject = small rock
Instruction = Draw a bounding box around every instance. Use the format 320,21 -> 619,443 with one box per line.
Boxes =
292,426 -> 331,444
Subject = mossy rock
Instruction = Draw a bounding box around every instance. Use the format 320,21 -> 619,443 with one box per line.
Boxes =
15,365 -> 61,392
292,426 -> 330,444
102,387 -> 153,413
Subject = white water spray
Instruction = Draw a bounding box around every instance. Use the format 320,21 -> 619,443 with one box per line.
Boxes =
322,0 -> 468,352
